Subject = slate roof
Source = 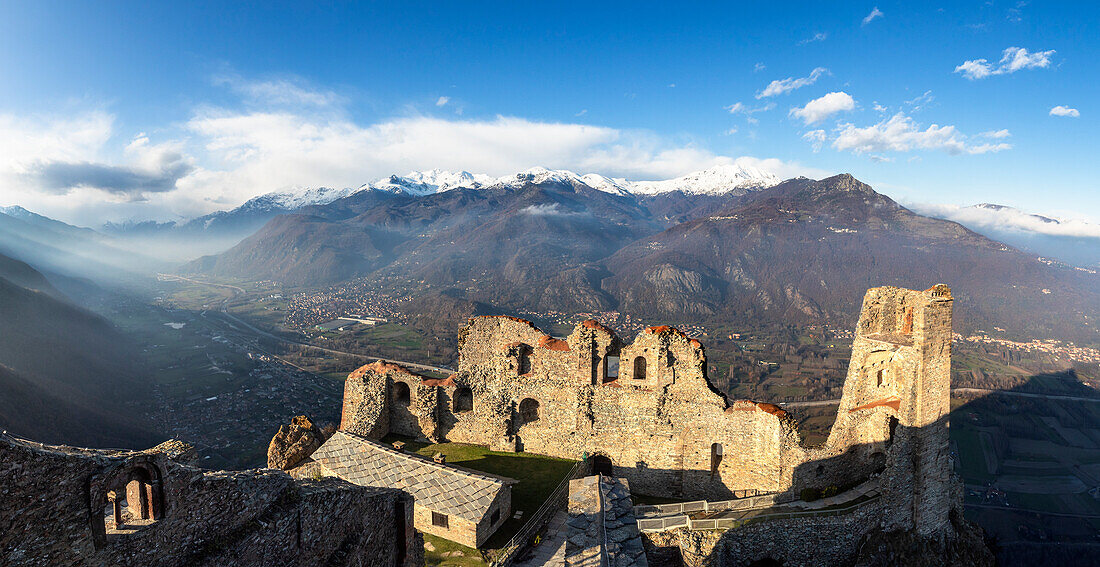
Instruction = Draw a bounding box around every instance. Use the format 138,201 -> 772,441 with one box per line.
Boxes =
312,431 -> 511,523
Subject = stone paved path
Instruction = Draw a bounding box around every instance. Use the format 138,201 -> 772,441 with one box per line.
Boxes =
511,509 -> 567,566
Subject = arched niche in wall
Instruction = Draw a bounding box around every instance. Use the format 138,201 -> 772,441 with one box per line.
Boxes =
453,386 -> 473,413
393,381 -> 411,405
93,460 -> 166,546
518,398 -> 540,425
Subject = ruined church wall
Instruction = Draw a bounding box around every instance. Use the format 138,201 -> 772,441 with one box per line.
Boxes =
337,285 -> 956,512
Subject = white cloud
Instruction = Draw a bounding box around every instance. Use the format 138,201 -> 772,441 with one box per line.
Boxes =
904,90 -> 934,112
214,75 -> 342,107
832,112 -> 1011,155
868,154 -> 893,163
790,92 -> 855,125
1050,105 -> 1080,117
757,67 -> 828,98
954,46 -> 1056,80
519,203 -> 588,217
803,129 -> 826,152
1,80 -> 832,225
862,7 -> 884,25
797,32 -> 828,46
436,96 -> 450,107
910,202 -> 1100,239
753,62 -> 766,72
726,101 -> 775,122
978,129 -> 1012,139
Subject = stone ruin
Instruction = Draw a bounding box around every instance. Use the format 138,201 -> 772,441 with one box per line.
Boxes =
0,432 -> 423,566
338,284 -> 990,565
0,284 -> 988,566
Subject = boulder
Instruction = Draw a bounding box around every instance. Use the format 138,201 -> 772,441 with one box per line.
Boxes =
267,415 -> 325,470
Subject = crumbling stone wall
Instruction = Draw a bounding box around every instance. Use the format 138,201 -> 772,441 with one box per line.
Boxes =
339,286 -> 956,539
643,499 -> 884,567
0,433 -> 422,567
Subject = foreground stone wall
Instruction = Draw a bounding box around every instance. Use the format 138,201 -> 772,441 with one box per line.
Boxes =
0,433 -> 422,567
643,499 -> 885,567
340,285 -> 957,539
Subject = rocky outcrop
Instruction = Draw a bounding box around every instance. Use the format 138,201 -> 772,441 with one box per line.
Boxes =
267,415 -> 324,470
853,510 -> 994,567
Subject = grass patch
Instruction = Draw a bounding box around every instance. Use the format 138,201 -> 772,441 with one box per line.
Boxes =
423,533 -> 485,567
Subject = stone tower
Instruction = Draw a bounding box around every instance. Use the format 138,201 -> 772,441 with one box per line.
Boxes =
827,284 -> 955,537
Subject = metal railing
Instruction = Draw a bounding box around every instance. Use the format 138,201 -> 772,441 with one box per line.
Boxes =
489,458 -> 590,567
636,493 -> 880,533
634,491 -> 790,518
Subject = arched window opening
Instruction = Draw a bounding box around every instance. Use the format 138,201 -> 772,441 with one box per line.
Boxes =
888,416 -> 899,444
453,387 -> 473,413
592,454 -> 613,476
633,356 -> 647,380
519,398 -> 540,424
102,465 -> 162,539
876,369 -> 884,387
393,381 -> 411,405
710,443 -> 723,475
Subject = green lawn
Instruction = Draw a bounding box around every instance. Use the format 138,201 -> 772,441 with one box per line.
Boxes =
380,435 -> 577,552
423,534 -> 485,567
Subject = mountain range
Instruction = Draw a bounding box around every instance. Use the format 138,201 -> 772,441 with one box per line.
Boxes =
185,170 -> 1100,341
0,251 -> 157,447
915,202 -> 1100,269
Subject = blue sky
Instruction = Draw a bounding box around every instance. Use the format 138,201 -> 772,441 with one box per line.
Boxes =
0,1 -> 1095,227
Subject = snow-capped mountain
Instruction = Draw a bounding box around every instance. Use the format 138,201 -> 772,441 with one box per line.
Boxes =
629,163 -> 783,195
228,186 -> 363,215
358,164 -> 781,198
369,169 -> 495,196
103,164 -> 785,244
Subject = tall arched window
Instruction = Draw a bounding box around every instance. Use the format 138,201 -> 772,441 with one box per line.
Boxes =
710,443 -> 723,475
633,356 -> 647,380
453,387 -> 473,413
519,398 -> 540,424
393,382 -> 411,405
518,347 -> 532,375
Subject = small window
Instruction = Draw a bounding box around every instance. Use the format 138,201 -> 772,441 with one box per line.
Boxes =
876,369 -> 884,387
490,509 -> 500,525
432,511 -> 449,529
518,350 -> 532,375
605,356 -> 619,379
633,356 -> 647,380
453,387 -> 473,413
393,381 -> 411,404
710,443 -> 723,475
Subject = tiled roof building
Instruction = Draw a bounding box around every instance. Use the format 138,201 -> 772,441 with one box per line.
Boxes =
312,431 -> 513,547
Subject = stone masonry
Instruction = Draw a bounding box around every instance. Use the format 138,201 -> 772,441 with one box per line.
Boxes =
566,475 -> 648,567
0,432 -> 423,567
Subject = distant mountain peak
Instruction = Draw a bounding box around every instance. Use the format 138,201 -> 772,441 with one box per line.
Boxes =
970,203 -> 1059,224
